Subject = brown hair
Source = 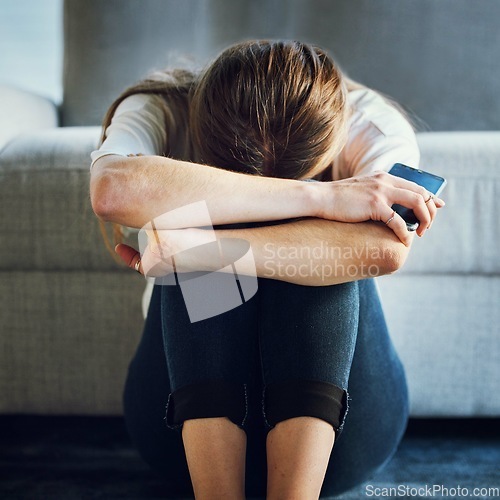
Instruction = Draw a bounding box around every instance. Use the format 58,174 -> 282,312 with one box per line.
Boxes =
97,40 -> 351,255
190,40 -> 349,179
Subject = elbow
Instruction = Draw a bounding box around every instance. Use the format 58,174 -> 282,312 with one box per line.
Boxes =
379,241 -> 411,275
90,172 -> 122,222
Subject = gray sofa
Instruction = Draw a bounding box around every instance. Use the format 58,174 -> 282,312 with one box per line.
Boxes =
1,0 -> 499,417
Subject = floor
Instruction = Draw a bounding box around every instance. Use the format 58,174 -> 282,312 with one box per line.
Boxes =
0,416 -> 499,499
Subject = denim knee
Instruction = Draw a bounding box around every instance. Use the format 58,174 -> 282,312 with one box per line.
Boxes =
262,379 -> 349,434
165,379 -> 249,432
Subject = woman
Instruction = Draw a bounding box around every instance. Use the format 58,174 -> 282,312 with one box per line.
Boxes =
90,40 -> 444,499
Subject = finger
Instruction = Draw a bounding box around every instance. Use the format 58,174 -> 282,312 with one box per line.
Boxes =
424,196 -> 438,228
390,189 -> 432,237
384,210 -> 413,246
386,173 -> 445,220
115,243 -> 142,273
384,171 -> 446,205
385,174 -> 437,231
433,196 -> 446,208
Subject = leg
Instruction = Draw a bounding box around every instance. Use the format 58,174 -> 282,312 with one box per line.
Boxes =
265,416 -> 335,500
124,282 -> 269,498
123,284 -> 193,496
181,417 -> 246,500
321,278 -> 409,496
257,279 -> 360,499
160,273 -> 261,499
124,278 -> 407,497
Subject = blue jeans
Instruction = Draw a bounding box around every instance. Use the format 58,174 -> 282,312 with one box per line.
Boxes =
123,278 -> 409,498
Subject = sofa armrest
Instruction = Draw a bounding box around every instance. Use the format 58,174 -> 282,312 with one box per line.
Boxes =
0,127 -> 120,272
0,85 -> 59,152
401,131 -> 500,275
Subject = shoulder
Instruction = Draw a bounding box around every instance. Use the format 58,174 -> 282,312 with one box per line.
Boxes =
112,93 -> 167,120
331,88 -> 420,178
347,88 -> 415,141
90,93 -> 169,168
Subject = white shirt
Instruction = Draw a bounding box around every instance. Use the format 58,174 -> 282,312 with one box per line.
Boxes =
91,88 -> 420,317
331,89 -> 420,178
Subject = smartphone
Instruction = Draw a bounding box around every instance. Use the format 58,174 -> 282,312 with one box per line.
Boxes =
388,163 -> 447,231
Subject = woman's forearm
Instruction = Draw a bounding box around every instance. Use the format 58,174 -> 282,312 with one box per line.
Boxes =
214,218 -> 414,286
90,154 -> 320,229
119,210 -> 416,285
92,158 -> 438,246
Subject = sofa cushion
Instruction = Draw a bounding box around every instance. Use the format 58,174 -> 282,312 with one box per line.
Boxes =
288,0 -> 500,131
62,0 -> 200,126
61,0 -> 500,130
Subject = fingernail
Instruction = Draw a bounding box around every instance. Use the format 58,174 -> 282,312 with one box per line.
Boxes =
114,244 -> 120,252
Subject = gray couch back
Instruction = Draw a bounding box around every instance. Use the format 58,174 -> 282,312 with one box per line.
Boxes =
63,0 -> 500,131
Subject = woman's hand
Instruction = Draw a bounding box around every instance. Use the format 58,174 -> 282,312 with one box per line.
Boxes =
114,228 -> 224,277
114,240 -> 174,277
316,171 -> 445,245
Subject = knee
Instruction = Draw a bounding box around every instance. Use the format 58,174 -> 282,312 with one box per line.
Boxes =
262,379 -> 349,435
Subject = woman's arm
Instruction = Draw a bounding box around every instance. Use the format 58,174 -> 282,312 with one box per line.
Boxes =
91,155 -> 438,246
215,218 -> 414,286
90,153 -> 318,229
115,216 -> 414,286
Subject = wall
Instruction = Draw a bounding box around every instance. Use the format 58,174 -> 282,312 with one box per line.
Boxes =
0,0 -> 63,103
